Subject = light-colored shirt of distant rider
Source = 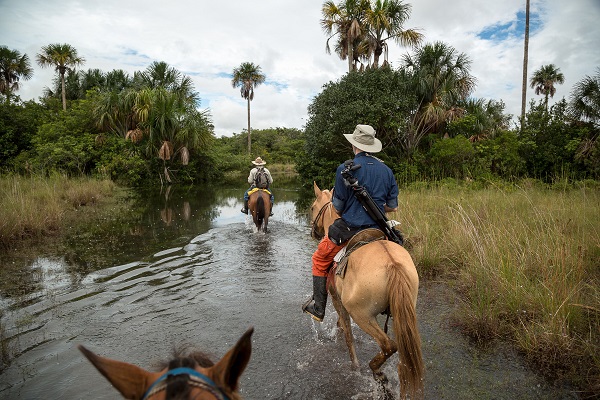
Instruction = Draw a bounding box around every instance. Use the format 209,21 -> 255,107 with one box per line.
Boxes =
247,167 -> 273,187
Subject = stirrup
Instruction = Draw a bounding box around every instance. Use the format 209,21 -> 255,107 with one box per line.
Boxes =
240,208 -> 248,214
302,297 -> 324,322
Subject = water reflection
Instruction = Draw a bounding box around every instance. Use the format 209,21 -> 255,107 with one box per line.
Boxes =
0,179 -> 310,308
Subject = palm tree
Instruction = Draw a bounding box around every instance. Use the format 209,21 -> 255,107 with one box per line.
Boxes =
400,41 -> 476,154
0,46 -> 33,104
231,62 -> 266,154
459,98 -> 511,141
94,62 -> 213,183
322,0 -> 370,72
568,68 -> 600,166
36,43 -> 85,110
136,87 -> 212,183
363,0 -> 423,68
104,69 -> 132,92
78,68 -> 106,96
569,68 -> 600,127
530,64 -> 565,111
134,61 -> 194,96
520,0 -> 530,129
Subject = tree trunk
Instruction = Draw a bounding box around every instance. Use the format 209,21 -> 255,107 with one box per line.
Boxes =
61,72 -> 67,111
373,43 -> 383,69
348,35 -> 354,72
247,97 -> 251,154
520,0 -> 530,130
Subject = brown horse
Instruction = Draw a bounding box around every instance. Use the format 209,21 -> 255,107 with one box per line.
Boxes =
79,327 -> 253,400
248,189 -> 271,233
310,182 -> 424,399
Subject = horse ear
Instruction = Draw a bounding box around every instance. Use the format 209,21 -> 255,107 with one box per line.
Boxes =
210,327 -> 253,393
313,181 -> 322,197
78,345 -> 160,399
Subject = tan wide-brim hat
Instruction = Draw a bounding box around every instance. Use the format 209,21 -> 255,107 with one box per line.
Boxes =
343,124 -> 382,153
252,156 -> 267,166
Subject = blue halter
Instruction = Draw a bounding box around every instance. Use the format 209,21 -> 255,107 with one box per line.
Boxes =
142,367 -> 230,400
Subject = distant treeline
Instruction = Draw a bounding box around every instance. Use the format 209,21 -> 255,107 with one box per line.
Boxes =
1,59 -> 599,187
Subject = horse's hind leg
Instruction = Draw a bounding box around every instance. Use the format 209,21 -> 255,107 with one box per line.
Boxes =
330,293 -> 359,368
352,313 -> 397,383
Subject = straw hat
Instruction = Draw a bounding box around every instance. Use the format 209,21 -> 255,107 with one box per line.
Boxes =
343,124 -> 382,153
252,156 -> 267,166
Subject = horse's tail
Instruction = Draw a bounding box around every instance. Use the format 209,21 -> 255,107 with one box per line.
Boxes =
256,194 -> 265,221
388,264 -> 424,399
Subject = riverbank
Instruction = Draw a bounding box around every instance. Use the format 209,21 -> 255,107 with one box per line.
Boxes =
395,180 -> 599,397
0,174 -> 597,396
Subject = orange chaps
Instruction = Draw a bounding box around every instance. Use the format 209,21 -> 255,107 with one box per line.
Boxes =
312,237 -> 345,277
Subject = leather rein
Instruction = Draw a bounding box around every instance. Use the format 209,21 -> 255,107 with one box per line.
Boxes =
311,201 -> 333,240
142,367 -> 229,400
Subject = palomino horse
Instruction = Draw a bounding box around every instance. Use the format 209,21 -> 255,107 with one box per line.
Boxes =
310,182 -> 424,399
79,327 -> 253,400
248,188 -> 271,233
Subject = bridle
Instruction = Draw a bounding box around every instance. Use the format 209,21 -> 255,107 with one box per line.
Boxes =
311,201 -> 332,241
143,367 -> 230,400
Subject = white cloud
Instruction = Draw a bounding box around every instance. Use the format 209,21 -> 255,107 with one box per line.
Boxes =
1,0 -> 599,136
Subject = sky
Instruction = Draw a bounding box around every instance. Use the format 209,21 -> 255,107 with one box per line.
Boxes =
1,0 -> 599,137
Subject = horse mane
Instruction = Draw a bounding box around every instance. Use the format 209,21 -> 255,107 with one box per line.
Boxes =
151,348 -> 218,400
155,347 -> 216,370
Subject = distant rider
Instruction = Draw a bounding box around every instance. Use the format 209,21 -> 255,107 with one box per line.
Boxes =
241,156 -> 274,216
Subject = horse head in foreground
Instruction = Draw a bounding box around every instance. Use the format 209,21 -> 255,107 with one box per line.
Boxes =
311,182 -> 424,399
79,327 -> 253,400
248,189 -> 271,232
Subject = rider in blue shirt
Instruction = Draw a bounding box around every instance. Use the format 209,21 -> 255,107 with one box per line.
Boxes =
332,152 -> 398,229
303,124 -> 399,322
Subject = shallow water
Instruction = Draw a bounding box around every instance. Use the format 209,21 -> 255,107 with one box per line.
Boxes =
0,183 -> 578,399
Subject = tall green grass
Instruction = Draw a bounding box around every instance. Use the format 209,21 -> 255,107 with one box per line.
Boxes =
0,174 -> 116,247
396,181 -> 599,394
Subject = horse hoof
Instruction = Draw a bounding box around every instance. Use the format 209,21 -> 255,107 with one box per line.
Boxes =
373,371 -> 388,384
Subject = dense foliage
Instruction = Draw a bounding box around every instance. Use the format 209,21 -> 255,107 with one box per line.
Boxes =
297,64 -> 600,187
1,61 -> 216,186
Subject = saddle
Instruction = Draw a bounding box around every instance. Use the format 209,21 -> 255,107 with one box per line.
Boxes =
333,228 -> 387,278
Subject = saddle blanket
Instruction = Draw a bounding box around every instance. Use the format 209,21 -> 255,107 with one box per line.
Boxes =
248,187 -> 271,196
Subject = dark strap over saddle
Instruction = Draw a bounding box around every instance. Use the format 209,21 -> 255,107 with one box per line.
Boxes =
334,228 -> 387,278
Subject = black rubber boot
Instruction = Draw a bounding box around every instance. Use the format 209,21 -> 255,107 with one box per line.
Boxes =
302,276 -> 328,322
241,199 -> 248,214
270,201 -> 274,217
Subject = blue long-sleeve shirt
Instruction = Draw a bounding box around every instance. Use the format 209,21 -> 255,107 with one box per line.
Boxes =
332,152 -> 399,229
